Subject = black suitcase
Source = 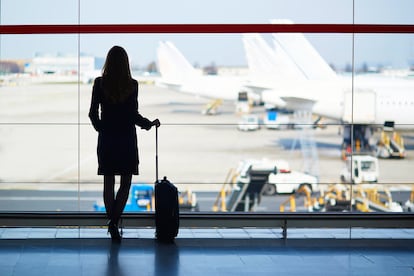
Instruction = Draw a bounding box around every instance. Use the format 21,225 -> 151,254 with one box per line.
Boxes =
154,127 -> 179,242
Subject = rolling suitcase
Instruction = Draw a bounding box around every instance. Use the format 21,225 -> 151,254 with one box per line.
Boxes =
154,126 -> 179,242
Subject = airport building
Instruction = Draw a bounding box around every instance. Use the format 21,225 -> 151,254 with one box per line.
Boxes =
0,1 -> 413,275
24,53 -> 95,76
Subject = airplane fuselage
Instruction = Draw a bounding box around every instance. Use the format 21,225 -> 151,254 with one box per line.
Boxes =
263,75 -> 414,130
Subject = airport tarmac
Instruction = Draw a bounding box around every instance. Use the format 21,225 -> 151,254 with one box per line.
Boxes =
0,82 -> 413,196
0,189 -> 411,212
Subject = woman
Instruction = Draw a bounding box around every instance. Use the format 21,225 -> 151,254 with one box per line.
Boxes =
89,46 -> 160,242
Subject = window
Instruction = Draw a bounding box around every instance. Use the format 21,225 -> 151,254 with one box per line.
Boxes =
1,0 -> 413,215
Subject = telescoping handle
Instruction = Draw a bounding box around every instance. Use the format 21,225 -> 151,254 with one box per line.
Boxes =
155,125 -> 159,182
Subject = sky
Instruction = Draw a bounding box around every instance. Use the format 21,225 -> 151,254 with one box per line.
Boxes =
1,0 -> 414,69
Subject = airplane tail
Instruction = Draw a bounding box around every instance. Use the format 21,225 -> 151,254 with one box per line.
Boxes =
242,33 -> 306,82
271,19 -> 338,80
157,41 -> 199,86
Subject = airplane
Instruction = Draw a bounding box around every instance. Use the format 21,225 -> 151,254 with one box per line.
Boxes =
243,32 -> 347,122
156,41 -> 261,114
242,20 -> 414,158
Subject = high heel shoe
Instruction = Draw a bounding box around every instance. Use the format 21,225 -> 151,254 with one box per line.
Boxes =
107,220 -> 122,243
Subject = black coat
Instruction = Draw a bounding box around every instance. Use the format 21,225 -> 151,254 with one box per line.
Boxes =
89,77 -> 152,175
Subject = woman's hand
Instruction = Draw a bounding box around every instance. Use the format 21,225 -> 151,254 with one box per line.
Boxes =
152,119 -> 161,128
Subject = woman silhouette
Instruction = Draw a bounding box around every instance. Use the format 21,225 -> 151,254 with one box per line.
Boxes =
89,46 -> 160,242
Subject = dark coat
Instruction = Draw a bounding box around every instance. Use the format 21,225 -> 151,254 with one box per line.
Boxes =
89,77 -> 152,175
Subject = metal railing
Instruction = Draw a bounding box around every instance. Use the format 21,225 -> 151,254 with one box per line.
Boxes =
1,212 -> 414,239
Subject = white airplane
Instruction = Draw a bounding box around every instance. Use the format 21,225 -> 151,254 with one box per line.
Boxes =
156,41 -> 261,114
243,23 -> 414,130
242,22 -> 414,157
243,32 -> 346,122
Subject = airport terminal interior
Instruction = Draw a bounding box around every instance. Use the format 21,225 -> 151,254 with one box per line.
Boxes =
0,228 -> 413,276
1,0 -> 414,275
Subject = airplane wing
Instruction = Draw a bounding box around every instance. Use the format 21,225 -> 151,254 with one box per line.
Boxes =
261,89 -> 316,110
279,96 -> 316,111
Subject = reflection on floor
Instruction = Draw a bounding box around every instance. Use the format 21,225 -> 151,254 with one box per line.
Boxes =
0,228 -> 413,276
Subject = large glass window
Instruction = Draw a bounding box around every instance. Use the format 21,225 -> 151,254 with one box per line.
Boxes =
1,0 -> 413,217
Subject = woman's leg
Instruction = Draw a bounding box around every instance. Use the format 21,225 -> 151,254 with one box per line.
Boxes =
103,175 -> 115,221
111,174 -> 132,225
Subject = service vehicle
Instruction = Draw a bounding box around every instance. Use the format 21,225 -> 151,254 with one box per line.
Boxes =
94,184 -> 154,212
236,159 -> 318,195
340,155 -> 379,184
263,109 -> 291,130
237,114 -> 260,131
94,183 -> 199,212
266,168 -> 318,195
403,187 -> 414,212
403,200 -> 414,212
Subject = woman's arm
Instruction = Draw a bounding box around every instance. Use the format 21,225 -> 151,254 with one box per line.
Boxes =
88,78 -> 102,131
133,80 -> 156,130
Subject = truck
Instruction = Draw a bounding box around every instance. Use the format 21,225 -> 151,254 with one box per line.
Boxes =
340,155 -> 379,184
237,114 -> 260,131
265,169 -> 318,195
94,184 -> 154,212
235,91 -> 251,114
263,109 -> 292,130
236,159 -> 318,196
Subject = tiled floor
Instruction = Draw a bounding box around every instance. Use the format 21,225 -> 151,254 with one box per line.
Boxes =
0,228 -> 413,276
1,227 -> 414,240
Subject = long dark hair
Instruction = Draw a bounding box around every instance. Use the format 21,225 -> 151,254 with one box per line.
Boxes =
102,46 -> 133,103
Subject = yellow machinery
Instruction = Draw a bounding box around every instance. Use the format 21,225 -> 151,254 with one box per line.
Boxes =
279,185 -> 317,212
178,189 -> 199,212
279,184 -> 350,212
279,183 -> 403,212
150,189 -> 199,212
377,130 -> 405,158
202,99 -> 223,115
341,128 -> 405,160
403,186 -> 414,212
411,187 -> 414,203
212,165 -> 270,212
212,168 -> 238,212
353,185 -> 403,212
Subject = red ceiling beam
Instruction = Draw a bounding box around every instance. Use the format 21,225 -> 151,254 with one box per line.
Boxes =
1,24 -> 414,35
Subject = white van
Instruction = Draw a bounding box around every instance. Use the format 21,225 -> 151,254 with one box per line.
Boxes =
263,109 -> 291,130
235,159 -> 318,195
237,115 -> 260,131
340,155 -> 379,184
266,167 -> 318,195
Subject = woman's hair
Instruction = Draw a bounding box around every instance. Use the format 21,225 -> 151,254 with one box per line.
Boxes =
102,46 -> 133,103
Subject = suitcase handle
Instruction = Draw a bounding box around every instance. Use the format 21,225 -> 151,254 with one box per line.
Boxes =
155,125 -> 159,182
